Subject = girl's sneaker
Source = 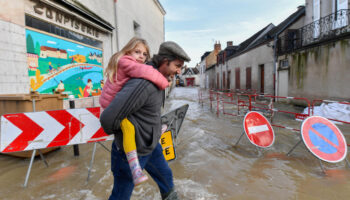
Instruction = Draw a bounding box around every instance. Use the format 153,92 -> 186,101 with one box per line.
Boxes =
133,169 -> 148,186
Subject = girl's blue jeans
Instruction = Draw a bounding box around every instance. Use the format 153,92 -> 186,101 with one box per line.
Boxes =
108,142 -> 174,200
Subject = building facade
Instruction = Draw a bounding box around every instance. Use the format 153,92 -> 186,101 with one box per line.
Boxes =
114,0 -> 166,55
215,41 -> 237,91
225,37 -> 275,94
204,6 -> 305,97
198,51 -> 210,88
0,0 -> 166,98
0,0 -> 114,97
205,43 -> 221,89
277,0 -> 350,101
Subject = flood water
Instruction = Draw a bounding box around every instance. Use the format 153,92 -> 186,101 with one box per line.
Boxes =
1,87 -> 350,200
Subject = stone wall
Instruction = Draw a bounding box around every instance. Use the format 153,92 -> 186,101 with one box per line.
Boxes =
287,38 -> 350,100
0,19 -> 29,94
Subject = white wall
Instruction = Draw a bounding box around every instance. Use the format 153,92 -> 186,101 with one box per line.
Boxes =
0,19 -> 28,94
278,70 -> 289,97
226,44 -> 275,94
77,0 -> 118,63
284,39 -> 350,100
199,59 -> 206,88
0,0 -> 29,94
115,0 -> 165,56
78,0 -> 115,25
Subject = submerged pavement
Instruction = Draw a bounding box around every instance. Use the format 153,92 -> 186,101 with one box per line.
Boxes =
0,87 -> 350,199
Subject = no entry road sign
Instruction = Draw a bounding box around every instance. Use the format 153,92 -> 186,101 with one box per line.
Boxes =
243,111 -> 275,148
301,116 -> 347,163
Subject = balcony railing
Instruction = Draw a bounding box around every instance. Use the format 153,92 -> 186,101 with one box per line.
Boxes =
277,9 -> 350,55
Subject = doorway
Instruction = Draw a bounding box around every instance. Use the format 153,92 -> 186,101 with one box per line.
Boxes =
227,70 -> 231,90
246,67 -> 252,90
259,64 -> 264,94
235,68 -> 240,90
217,73 -> 220,90
222,72 -> 226,90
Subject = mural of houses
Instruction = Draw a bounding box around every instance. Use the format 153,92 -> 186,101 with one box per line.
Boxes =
70,54 -> 87,63
27,53 -> 39,71
89,52 -> 103,63
1,0 -> 166,101
40,46 -> 68,59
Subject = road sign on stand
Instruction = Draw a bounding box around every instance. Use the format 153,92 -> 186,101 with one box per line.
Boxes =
0,107 -> 113,153
160,131 -> 176,161
301,116 -> 347,163
235,111 -> 275,148
243,111 -> 275,148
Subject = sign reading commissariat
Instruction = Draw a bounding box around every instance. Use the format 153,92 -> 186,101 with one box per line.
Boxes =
32,0 -> 99,38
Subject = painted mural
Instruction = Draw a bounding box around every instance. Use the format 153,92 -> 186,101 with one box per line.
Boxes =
26,29 -> 104,98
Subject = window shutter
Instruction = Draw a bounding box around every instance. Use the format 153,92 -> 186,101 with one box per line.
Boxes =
313,0 -> 320,38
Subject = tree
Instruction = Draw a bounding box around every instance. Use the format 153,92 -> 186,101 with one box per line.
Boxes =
35,41 -> 41,55
26,34 -> 35,54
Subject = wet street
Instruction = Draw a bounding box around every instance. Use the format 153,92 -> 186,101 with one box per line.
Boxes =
1,87 -> 350,200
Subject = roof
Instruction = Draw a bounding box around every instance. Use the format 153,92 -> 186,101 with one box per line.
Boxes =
218,45 -> 239,60
201,51 -> 211,61
183,67 -> 199,75
59,0 -> 114,31
268,6 -> 305,37
227,23 -> 274,59
244,23 -> 275,50
243,6 -> 306,53
205,64 -> 216,71
227,6 -> 305,60
153,0 -> 166,15
41,46 -> 67,53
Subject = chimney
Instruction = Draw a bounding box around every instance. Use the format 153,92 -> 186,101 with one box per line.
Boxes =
214,42 -> 221,51
226,41 -> 233,47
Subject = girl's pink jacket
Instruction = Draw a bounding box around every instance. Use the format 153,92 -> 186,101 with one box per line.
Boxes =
99,55 -> 169,109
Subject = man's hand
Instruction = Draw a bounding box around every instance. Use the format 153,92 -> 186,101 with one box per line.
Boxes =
167,77 -> 173,87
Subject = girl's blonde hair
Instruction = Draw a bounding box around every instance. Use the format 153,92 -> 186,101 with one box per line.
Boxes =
105,37 -> 150,82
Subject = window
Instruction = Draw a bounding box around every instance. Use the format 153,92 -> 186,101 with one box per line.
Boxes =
333,0 -> 348,29
313,0 -> 320,38
134,21 -> 141,37
279,59 -> 289,70
227,70 -> 231,90
246,67 -> 251,90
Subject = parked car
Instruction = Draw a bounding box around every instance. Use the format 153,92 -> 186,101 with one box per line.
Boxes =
176,78 -> 184,87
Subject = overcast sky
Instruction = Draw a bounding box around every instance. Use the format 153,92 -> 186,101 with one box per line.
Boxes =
159,0 -> 305,68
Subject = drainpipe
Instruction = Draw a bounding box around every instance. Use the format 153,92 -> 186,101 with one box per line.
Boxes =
163,14 -> 165,42
273,36 -> 278,98
113,0 -> 120,51
273,6 -> 305,98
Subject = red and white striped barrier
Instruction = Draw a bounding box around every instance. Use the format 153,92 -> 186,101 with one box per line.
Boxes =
205,90 -> 311,132
0,107 -> 113,153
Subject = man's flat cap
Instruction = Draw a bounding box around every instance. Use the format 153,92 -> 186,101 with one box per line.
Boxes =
158,41 -> 191,62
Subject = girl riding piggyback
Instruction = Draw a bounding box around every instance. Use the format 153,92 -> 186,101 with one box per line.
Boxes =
100,37 -> 169,109
100,37 -> 169,186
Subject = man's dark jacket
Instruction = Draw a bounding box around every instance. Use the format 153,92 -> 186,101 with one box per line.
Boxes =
100,74 -> 164,156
